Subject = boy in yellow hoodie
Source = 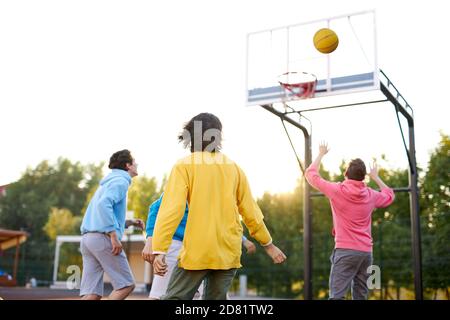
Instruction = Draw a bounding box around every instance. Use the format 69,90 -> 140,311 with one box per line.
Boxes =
152,113 -> 286,300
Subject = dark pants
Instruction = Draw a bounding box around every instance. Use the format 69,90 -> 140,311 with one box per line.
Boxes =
162,264 -> 237,300
329,248 -> 373,300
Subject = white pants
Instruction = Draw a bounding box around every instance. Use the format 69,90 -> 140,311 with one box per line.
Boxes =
149,239 -> 204,300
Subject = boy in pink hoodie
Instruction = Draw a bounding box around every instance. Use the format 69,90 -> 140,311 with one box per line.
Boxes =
305,142 -> 395,300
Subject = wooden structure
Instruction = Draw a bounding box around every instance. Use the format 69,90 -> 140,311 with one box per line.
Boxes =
0,229 -> 28,287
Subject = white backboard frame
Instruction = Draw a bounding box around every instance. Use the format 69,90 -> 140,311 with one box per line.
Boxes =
246,10 -> 379,106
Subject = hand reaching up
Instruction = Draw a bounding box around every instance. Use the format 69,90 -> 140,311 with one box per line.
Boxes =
319,141 -> 330,156
369,162 -> 379,180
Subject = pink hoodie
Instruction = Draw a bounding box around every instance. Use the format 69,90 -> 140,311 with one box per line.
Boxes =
305,163 -> 395,252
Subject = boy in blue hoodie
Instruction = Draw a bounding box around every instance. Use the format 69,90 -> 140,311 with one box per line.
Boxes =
80,149 -> 144,300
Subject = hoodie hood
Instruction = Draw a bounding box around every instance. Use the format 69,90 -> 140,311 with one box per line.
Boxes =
339,179 -> 370,203
100,169 -> 131,186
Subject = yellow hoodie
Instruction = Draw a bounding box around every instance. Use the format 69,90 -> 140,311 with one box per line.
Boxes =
152,152 -> 272,270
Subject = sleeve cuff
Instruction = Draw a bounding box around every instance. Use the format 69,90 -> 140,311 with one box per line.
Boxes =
262,240 -> 273,247
380,187 -> 394,195
105,228 -> 117,235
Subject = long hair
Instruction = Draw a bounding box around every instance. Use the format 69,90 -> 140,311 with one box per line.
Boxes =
178,113 -> 223,153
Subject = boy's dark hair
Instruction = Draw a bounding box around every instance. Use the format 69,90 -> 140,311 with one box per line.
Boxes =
178,113 -> 222,152
346,158 -> 367,181
108,149 -> 133,171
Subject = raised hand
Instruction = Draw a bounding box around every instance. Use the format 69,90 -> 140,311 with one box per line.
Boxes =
319,141 -> 330,156
369,161 -> 379,180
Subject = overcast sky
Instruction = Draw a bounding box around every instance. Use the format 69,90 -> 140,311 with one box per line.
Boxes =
1,0 -> 448,196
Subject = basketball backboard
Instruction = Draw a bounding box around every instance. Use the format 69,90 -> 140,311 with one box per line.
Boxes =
246,10 -> 378,106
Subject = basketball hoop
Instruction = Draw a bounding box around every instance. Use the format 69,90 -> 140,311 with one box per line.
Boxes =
278,71 -> 317,99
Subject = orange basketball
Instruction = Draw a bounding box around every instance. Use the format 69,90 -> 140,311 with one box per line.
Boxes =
313,28 -> 339,54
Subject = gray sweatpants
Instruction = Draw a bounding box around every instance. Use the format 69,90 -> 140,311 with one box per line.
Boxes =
329,248 -> 373,300
80,233 -> 135,297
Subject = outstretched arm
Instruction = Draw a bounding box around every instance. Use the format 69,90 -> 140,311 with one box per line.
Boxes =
368,162 -> 395,208
311,141 -> 330,168
305,142 -> 338,198
369,162 -> 389,189
152,165 -> 188,275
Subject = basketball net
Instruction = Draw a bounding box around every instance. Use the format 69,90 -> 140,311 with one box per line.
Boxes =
278,71 -> 317,100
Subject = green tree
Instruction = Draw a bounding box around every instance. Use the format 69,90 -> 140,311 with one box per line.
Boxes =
127,175 -> 161,222
43,207 -> 83,281
43,207 -> 82,240
421,133 -> 450,298
0,158 -> 103,284
370,166 -> 412,299
241,187 -> 303,298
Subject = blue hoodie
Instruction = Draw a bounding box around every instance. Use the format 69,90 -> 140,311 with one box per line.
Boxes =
146,194 -> 187,241
80,169 -> 131,240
